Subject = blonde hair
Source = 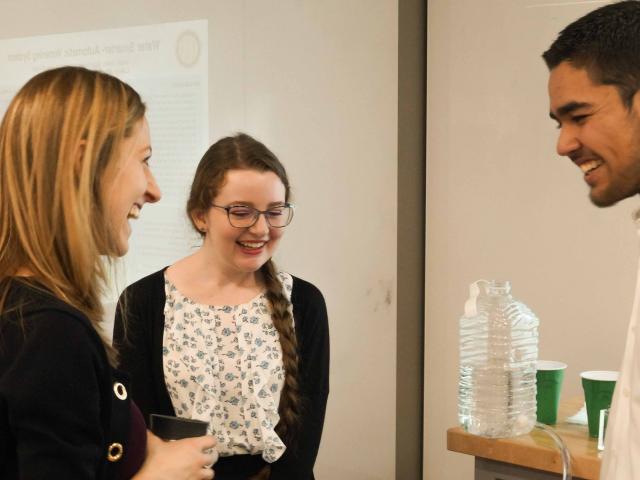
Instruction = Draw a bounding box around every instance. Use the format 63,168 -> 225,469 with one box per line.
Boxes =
0,66 -> 145,365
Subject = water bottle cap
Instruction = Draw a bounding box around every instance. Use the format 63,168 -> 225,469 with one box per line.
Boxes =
464,280 -> 511,317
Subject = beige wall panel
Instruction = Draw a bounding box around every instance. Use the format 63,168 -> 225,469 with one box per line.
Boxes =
425,1 -> 635,478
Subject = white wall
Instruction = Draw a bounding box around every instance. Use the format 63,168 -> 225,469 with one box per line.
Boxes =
425,0 -> 638,478
0,2 -> 399,478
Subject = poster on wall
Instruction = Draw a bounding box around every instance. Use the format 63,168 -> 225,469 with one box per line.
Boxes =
0,20 -> 209,294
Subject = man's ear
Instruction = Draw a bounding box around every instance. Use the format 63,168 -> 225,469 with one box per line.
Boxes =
632,89 -> 640,114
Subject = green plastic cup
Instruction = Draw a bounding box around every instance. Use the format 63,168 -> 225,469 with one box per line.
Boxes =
581,371 -> 618,438
536,360 -> 567,425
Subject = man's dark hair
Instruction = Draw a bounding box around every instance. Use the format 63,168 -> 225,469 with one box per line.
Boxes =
543,0 -> 640,108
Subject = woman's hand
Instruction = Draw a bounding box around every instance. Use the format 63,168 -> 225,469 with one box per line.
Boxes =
133,430 -> 217,480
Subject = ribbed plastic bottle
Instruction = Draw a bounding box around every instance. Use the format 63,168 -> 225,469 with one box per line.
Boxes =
458,280 -> 539,438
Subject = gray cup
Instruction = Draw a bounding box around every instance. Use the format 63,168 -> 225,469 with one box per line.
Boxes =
149,414 -> 209,441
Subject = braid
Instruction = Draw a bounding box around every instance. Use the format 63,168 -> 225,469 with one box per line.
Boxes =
261,259 -> 302,444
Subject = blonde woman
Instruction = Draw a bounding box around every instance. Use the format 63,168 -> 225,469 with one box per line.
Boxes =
0,67 -> 216,480
114,134 -> 330,479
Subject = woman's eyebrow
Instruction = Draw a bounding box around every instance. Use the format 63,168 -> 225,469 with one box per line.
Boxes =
226,201 -> 286,207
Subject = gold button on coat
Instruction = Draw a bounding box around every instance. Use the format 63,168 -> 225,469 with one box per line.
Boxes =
113,382 -> 127,400
107,443 -> 124,462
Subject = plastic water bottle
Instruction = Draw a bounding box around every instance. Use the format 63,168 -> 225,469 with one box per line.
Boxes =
458,280 -> 539,438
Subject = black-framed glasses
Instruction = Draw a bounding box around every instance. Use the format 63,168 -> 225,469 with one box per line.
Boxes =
211,203 -> 295,228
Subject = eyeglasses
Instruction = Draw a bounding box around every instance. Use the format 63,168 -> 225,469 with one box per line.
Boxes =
211,203 -> 295,228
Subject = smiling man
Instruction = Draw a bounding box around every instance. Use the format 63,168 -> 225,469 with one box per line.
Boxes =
543,1 -> 640,478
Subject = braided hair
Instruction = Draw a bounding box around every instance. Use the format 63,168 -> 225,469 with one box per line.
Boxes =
186,133 -> 302,442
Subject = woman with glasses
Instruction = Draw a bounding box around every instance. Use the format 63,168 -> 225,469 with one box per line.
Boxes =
0,67 -> 216,480
114,133 -> 329,480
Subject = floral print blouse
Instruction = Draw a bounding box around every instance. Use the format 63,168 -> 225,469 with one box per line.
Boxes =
162,271 -> 294,463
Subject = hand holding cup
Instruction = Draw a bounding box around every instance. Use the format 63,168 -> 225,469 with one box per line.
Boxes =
135,430 -> 217,480
133,414 -> 217,480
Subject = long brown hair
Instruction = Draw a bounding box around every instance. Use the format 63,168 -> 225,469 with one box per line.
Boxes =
0,66 -> 146,365
187,133 -> 302,442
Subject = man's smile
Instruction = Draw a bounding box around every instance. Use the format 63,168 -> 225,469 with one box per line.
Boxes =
576,158 -> 604,175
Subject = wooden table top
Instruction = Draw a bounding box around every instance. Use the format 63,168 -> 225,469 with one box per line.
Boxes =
447,398 -> 601,480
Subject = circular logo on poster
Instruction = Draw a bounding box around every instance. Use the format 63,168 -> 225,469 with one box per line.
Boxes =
176,30 -> 201,67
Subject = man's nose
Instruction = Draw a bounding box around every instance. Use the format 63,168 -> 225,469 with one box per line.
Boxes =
556,125 -> 580,157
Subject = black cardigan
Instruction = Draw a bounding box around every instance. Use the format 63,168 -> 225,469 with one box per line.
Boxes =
0,280 -> 131,480
113,268 -> 329,480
